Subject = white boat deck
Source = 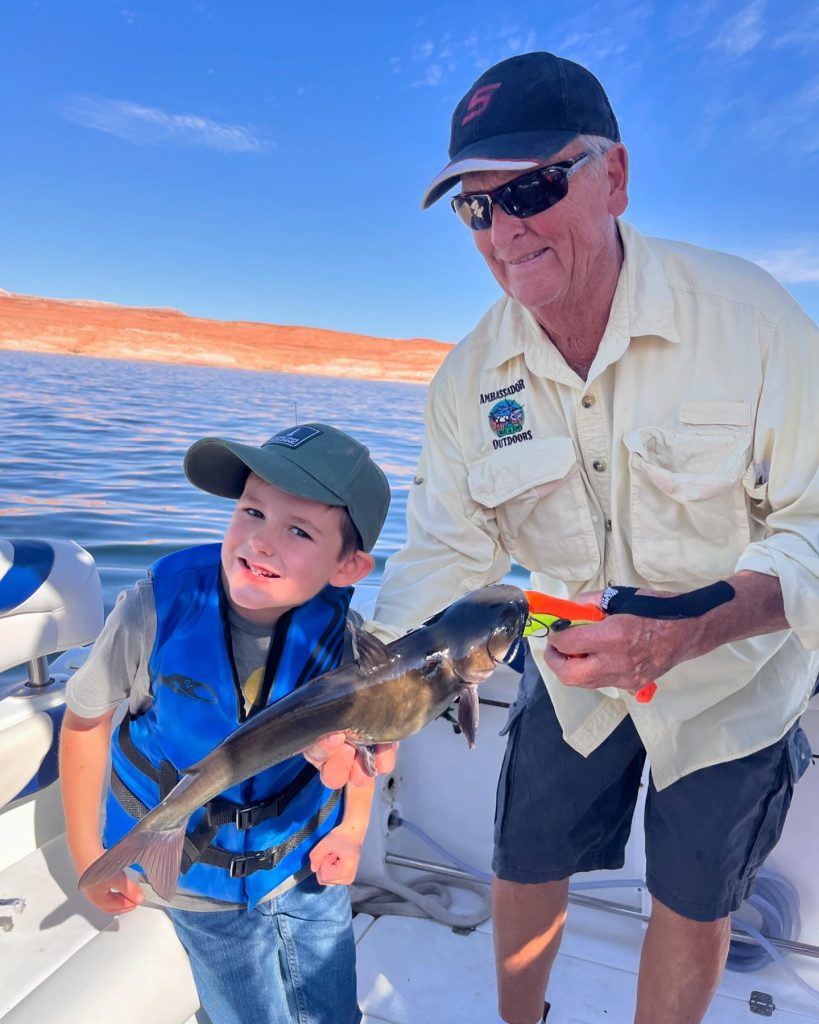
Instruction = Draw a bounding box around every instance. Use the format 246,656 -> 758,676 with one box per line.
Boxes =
2,556 -> 818,1024
2,689 -> 818,1023
357,908 -> 819,1023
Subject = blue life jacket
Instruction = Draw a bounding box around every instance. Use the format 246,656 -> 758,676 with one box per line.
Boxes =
104,543 -> 351,908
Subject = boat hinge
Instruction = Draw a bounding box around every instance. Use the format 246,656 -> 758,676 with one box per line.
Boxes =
749,990 -> 775,1016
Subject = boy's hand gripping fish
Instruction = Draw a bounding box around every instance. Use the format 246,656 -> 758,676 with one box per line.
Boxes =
80,584 -> 528,902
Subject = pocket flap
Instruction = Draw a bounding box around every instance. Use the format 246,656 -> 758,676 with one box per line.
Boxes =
623,426 -> 750,501
467,436 -> 577,507
680,400 -> 751,427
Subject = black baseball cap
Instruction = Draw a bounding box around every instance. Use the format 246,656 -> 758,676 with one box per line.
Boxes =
184,423 -> 391,552
422,51 -> 620,209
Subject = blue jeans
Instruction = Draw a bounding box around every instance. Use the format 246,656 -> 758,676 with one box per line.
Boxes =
169,874 -> 361,1024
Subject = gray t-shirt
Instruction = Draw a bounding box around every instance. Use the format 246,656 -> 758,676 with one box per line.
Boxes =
66,579 -> 279,718
67,578 -> 357,910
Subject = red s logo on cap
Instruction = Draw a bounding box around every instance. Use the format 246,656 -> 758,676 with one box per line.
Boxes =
461,83 -> 501,126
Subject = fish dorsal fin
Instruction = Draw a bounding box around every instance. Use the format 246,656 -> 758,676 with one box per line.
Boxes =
457,685 -> 479,749
348,620 -> 391,675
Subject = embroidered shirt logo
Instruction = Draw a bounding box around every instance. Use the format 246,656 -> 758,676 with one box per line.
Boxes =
489,398 -> 524,437
487,396 -> 533,450
480,378 -> 526,405
461,83 -> 502,126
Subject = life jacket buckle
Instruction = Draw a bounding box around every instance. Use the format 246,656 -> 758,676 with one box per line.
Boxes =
235,805 -> 257,831
229,851 -> 270,878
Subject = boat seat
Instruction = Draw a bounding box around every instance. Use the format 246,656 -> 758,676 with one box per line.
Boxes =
0,539 -> 103,674
0,708 -> 55,811
0,832 -> 200,1023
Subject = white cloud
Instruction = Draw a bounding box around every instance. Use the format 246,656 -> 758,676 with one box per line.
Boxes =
667,0 -> 720,40
772,7 -> 819,50
709,0 -> 765,58
414,64 -> 443,87
753,246 -> 819,284
62,95 -> 268,153
403,25 -> 538,88
748,75 -> 819,155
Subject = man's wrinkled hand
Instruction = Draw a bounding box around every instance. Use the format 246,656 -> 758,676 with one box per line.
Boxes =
303,733 -> 398,789
543,611 -> 693,695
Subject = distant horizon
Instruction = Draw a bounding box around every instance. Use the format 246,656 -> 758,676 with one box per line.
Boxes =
2,2 -> 817,339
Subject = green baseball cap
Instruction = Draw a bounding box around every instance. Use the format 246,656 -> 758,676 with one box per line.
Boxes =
184,423 -> 391,552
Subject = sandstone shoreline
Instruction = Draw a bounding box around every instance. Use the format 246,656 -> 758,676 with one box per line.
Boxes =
0,291 -> 452,386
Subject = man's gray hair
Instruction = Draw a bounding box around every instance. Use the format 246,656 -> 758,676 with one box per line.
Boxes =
574,134 -> 616,176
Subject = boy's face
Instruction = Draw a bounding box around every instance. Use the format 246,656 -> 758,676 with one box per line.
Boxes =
221,473 -> 373,625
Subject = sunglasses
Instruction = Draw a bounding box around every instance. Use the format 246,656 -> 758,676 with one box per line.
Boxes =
451,152 -> 591,231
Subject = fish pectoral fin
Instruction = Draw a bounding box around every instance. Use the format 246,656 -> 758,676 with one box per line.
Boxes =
350,741 -> 379,777
347,620 -> 391,675
457,685 -> 480,750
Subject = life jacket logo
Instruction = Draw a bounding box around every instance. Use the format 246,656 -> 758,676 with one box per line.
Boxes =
158,673 -> 218,703
489,399 -> 524,437
461,83 -> 502,126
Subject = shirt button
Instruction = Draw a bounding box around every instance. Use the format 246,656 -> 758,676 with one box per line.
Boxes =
581,395 -> 595,409
605,519 -> 612,532
592,460 -> 607,472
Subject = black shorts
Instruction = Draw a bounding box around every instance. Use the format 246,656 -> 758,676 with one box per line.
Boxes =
493,649 -> 812,922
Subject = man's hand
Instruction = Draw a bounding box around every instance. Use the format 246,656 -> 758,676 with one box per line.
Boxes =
74,844 -> 145,915
544,573 -> 789,695
303,733 -> 398,789
543,600 -> 692,695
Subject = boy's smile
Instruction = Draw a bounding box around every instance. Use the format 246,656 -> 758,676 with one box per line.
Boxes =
221,473 -> 372,626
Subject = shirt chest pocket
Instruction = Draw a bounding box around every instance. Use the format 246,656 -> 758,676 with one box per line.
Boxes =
467,436 -> 601,582
623,419 -> 753,585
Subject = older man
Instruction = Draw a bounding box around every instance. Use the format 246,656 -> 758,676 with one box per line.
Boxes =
371,51 -> 819,1024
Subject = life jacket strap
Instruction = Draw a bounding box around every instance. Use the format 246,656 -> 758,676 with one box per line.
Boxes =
111,761 -> 339,879
115,713 -> 319,828
112,712 -> 330,878
226,787 -> 342,879
203,762 -> 319,831
177,786 -> 342,877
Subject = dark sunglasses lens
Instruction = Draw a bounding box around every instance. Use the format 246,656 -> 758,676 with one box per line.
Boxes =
501,169 -> 569,219
452,195 -> 493,230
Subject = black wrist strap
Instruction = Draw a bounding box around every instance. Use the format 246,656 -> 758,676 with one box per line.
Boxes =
600,581 -> 735,620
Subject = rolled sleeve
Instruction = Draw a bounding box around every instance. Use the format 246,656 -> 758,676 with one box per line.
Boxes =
373,365 -> 509,637
735,306 -> 819,649
65,584 -> 148,716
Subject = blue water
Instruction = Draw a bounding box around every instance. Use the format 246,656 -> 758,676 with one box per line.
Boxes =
1,351 -> 428,614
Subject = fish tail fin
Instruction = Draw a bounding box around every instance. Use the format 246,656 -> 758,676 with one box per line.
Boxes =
79,819 -> 188,903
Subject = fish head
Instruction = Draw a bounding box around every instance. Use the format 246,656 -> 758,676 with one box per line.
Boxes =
438,585 -> 528,684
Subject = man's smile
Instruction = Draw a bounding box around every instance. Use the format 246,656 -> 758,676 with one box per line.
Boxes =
508,246 -> 551,266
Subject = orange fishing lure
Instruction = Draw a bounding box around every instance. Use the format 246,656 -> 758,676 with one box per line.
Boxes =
523,590 -> 657,703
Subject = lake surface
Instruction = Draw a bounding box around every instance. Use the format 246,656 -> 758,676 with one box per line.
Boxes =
1,351 -> 431,614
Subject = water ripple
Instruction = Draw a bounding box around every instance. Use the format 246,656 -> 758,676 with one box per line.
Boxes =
1,352 -> 426,611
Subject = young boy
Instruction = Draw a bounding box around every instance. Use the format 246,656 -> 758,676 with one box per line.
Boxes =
60,422 -> 391,1024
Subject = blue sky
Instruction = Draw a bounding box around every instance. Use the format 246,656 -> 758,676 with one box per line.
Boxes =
1,0 -> 817,343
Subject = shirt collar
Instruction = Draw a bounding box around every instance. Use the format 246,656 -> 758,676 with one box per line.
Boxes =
481,219 -> 682,379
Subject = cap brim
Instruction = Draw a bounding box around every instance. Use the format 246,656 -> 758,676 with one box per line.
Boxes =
421,129 -> 581,208
184,438 -> 346,507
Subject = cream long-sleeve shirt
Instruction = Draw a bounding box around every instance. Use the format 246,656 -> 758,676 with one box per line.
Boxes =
372,220 -> 819,790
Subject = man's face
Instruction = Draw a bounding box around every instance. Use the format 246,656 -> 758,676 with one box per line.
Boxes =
221,473 -> 356,625
460,143 -> 628,323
